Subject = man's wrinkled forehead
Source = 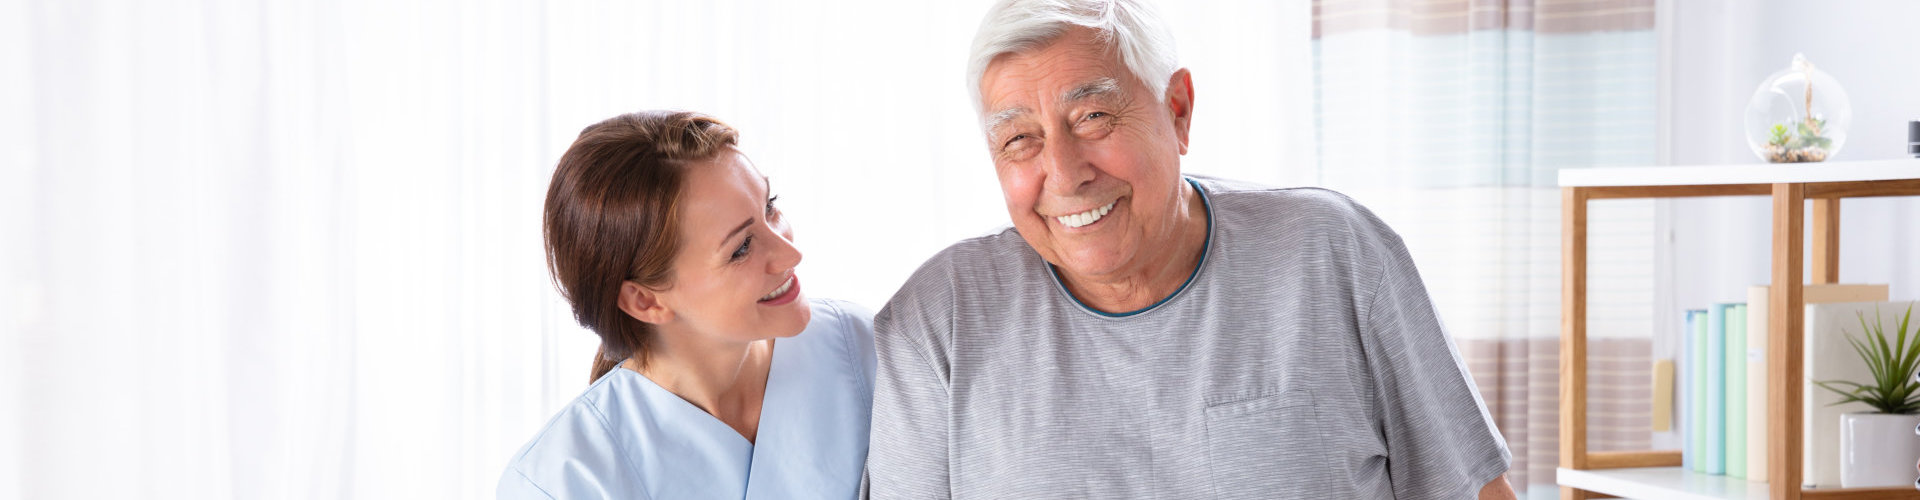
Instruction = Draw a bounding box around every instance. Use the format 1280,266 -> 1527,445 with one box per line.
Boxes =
977,29 -> 1129,118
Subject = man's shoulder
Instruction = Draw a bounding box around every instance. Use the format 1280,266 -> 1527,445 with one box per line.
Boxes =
895,227 -> 1036,288
876,227 -> 1035,326
1190,175 -> 1388,241
948,226 -> 1036,263
1190,175 -> 1370,220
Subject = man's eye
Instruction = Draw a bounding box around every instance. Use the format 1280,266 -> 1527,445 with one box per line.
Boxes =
1002,134 -> 1027,149
731,235 -> 752,261
1084,111 -> 1109,121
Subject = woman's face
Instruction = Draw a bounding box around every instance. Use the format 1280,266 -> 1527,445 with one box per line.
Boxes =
652,148 -> 810,342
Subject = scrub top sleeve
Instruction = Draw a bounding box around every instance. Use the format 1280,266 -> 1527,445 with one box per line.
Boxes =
497,397 -> 649,500
497,467 -> 558,500
833,299 -> 879,402
1360,221 -> 1512,500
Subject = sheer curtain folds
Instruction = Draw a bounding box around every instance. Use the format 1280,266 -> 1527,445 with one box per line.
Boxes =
1313,1 -> 1658,498
2,1 -> 1317,498
7,0 -> 558,498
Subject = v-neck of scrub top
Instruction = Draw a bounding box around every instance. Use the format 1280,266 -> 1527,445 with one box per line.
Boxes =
625,339 -> 796,500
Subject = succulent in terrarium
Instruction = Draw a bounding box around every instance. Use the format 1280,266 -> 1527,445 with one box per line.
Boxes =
1769,124 -> 1791,148
1745,53 -> 1851,163
1765,116 -> 1836,163
1794,118 -> 1832,150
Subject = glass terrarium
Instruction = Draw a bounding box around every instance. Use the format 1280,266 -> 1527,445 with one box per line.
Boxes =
1745,53 -> 1850,163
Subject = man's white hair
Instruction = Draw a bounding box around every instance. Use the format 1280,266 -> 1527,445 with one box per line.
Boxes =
966,0 -> 1180,116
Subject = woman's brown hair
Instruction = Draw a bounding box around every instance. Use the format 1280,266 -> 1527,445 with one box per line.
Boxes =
543,110 -> 739,383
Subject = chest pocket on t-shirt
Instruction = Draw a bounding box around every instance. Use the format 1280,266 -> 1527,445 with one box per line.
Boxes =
1204,388 -> 1332,499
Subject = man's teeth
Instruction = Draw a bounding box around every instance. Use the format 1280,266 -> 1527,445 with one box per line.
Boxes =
1055,201 -> 1115,228
761,277 -> 793,301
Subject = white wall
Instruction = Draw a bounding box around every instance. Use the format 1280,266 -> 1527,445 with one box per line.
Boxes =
1665,0 -> 1920,318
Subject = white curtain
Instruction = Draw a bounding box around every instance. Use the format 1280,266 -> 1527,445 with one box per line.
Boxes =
0,1 -> 1316,498
1313,1 -> 1659,498
6,1 -> 559,497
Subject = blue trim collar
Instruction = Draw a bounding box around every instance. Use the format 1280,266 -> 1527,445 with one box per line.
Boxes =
1046,177 -> 1213,318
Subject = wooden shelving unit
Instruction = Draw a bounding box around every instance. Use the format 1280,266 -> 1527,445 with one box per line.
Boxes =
1558,159 -> 1920,500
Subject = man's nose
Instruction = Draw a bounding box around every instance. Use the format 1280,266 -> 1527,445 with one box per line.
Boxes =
1040,135 -> 1095,194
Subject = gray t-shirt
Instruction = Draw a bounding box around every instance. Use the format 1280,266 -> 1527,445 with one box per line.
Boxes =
867,175 -> 1511,499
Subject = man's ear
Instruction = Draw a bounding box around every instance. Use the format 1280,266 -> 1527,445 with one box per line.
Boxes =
618,281 -> 674,325
1165,68 -> 1194,155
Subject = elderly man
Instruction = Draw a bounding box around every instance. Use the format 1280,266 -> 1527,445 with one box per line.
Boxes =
867,0 -> 1515,498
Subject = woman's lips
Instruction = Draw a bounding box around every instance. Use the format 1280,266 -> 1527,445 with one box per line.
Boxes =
758,275 -> 800,305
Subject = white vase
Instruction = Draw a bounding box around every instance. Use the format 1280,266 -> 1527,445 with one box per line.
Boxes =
1839,412 -> 1920,488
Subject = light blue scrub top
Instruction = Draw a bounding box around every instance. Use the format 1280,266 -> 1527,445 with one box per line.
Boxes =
498,299 -> 876,500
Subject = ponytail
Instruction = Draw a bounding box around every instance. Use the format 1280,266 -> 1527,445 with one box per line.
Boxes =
589,346 -> 622,383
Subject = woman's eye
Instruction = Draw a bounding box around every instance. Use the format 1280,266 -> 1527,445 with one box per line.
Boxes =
766,195 -> 780,217
731,235 -> 752,261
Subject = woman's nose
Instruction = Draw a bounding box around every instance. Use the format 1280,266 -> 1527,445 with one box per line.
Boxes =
767,228 -> 802,272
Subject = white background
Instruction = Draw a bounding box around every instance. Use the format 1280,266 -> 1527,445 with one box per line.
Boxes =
0,1 -> 1314,498
6,0 -> 1917,498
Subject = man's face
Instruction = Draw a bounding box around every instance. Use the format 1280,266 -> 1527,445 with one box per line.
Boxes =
977,26 -> 1193,282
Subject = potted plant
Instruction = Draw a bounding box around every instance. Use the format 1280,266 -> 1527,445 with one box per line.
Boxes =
1816,304 -> 1920,488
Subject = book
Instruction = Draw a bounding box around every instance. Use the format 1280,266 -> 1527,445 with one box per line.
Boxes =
1805,299 -> 1915,488
1746,283 -> 1887,483
1745,287 -> 1769,482
1679,309 -> 1697,471
1705,303 -> 1730,475
1653,359 -> 1674,432
1725,303 -> 1747,478
1689,308 -> 1707,473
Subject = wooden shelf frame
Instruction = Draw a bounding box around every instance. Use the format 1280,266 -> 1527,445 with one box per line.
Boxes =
1560,166 -> 1920,500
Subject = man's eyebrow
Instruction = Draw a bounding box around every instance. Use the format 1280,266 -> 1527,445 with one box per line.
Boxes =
983,106 -> 1029,136
1060,77 -> 1121,105
982,77 -> 1121,141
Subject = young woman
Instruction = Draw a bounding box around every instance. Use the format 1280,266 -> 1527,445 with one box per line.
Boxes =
498,111 -> 874,499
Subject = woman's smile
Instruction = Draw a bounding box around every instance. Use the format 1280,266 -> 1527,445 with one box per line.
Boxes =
759,274 -> 800,305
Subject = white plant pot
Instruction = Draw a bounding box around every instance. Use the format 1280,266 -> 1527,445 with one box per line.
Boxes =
1839,412 -> 1920,488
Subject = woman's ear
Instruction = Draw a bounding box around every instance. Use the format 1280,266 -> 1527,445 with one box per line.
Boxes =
618,281 -> 674,325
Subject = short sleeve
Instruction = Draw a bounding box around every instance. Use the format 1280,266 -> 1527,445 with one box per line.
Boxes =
497,467 -> 557,500
497,399 -> 646,500
1357,212 -> 1512,499
865,256 -> 956,500
828,299 -> 879,404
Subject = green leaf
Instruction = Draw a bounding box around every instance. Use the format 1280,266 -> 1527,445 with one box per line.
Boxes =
1897,314 -> 1920,376
1790,121 -> 1834,151
1816,379 -> 1867,401
1896,305 -> 1912,376
1825,304 -> 1920,413
1843,328 -> 1885,385
1867,311 -> 1894,380
1769,123 -> 1791,146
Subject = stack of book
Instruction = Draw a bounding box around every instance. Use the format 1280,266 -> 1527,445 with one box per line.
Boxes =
1672,284 -> 1894,486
